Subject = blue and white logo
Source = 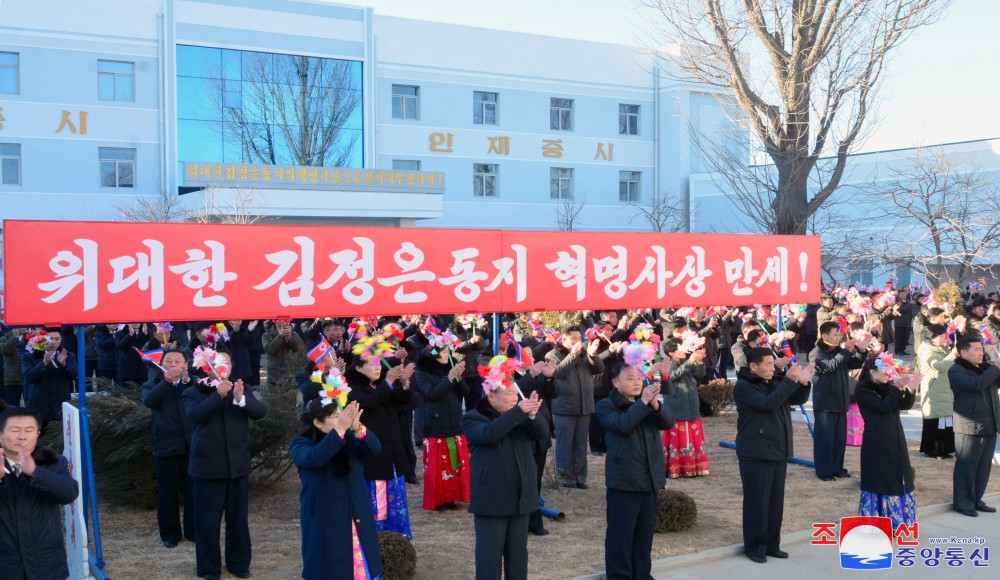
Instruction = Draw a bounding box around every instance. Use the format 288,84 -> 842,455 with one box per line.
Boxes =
840,524 -> 893,569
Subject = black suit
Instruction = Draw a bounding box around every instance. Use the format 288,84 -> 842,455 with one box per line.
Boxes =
734,368 -> 811,559
949,358 -> 1000,511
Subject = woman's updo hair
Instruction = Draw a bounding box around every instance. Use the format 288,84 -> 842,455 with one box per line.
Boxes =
297,399 -> 340,439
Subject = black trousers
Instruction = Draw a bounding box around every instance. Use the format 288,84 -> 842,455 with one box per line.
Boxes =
247,351 -> 261,386
588,412 -> 607,453
191,476 -> 251,576
474,513 -> 530,580
715,348 -> 733,377
529,446 -> 548,532
953,433 -> 997,511
3,383 -> 23,407
154,455 -> 195,543
739,458 -> 787,558
894,326 -> 911,354
605,488 -> 656,580
399,409 -> 417,479
814,410 -> 847,478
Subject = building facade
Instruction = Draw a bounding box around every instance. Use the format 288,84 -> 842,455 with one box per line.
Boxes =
0,0 -> 734,242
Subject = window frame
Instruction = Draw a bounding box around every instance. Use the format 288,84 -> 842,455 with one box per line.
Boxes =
392,159 -> 421,171
98,147 -> 137,189
473,91 -> 499,126
97,59 -> 136,102
619,170 -> 641,202
550,98 -> 574,131
619,104 -> 639,136
391,84 -> 419,120
550,167 -> 573,200
0,51 -> 20,95
473,163 -> 498,197
0,143 -> 22,186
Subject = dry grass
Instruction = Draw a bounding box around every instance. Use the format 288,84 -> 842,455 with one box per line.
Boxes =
98,413 -> 999,579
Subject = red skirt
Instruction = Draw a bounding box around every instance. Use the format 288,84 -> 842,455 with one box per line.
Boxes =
662,419 -> 710,478
422,435 -> 471,510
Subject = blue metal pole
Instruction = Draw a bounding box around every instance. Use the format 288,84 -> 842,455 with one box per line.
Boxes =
799,405 -> 815,438
492,313 -> 500,356
718,440 -> 815,468
76,325 -> 106,572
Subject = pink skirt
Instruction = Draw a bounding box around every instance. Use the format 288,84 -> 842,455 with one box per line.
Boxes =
847,402 -> 865,446
422,435 -> 471,510
662,419 -> 710,478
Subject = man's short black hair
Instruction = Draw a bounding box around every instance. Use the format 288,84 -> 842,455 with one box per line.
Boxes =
162,347 -> 190,362
819,321 -> 840,336
741,320 -> 761,333
562,325 -> 581,337
928,307 -> 946,318
0,407 -> 40,431
956,336 -> 980,352
747,347 -> 775,367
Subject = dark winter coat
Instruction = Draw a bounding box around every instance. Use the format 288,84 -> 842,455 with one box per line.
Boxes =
263,324 -> 307,385
809,340 -> 864,412
346,371 -> 414,481
0,445 -> 80,580
949,358 -> 1000,436
414,354 -> 468,438
731,337 -> 752,371
516,371 -> 558,453
0,332 -> 24,387
546,345 -> 604,416
463,397 -> 549,516
597,389 -> 675,492
142,376 -> 194,458
23,351 -> 78,422
183,382 -> 268,479
856,378 -> 915,496
225,325 -> 254,384
664,357 -> 705,422
291,429 -> 383,580
733,367 -> 811,461
115,327 -> 149,383
94,326 -> 118,372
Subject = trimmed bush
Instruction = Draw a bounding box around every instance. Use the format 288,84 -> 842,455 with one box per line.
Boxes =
378,531 -> 417,580
655,488 -> 697,533
699,378 -> 735,416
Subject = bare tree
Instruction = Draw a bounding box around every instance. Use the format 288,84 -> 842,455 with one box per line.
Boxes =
212,52 -> 361,167
628,191 -> 686,232
647,0 -> 950,234
554,197 -> 586,231
833,148 -> 1000,287
116,187 -> 267,225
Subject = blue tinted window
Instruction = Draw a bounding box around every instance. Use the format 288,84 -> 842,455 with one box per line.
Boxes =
176,45 -> 363,168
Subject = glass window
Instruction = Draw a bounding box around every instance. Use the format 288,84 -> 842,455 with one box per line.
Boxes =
0,143 -> 21,185
550,98 -> 573,131
0,52 -> 19,94
98,60 -> 135,102
392,159 -> 420,171
619,104 -> 639,135
473,91 -> 498,125
392,85 -> 419,120
550,167 -> 573,199
473,163 -> 498,197
176,45 -> 364,168
99,147 -> 136,188
619,171 -> 641,202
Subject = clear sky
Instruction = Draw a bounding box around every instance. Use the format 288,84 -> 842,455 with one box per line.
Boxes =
353,0 -> 1000,153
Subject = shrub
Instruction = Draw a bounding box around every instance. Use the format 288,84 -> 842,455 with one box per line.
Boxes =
699,379 -> 735,416
933,281 -> 965,317
655,488 -> 697,533
378,531 -> 417,580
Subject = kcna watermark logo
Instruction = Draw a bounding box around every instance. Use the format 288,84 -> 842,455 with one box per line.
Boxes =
811,517 -> 989,570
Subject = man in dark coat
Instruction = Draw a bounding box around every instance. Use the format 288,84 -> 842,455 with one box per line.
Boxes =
142,347 -> 195,548
23,327 -> 77,430
809,321 -> 868,481
0,407 -> 80,580
894,290 -> 916,355
183,350 -> 268,579
513,357 -> 557,536
463,366 -> 548,580
734,348 -> 813,563
597,362 -> 675,580
115,323 -> 150,386
948,336 -> 1000,516
546,327 -> 604,489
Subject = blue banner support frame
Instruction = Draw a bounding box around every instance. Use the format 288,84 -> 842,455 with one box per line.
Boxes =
77,326 -> 109,579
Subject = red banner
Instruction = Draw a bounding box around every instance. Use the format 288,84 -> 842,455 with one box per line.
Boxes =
1,220 -> 821,325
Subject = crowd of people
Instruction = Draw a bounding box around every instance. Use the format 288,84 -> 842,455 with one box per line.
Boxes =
0,280 -> 998,579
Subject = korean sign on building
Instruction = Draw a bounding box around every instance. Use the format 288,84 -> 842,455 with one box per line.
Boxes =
1,220 -> 821,324
183,162 -> 445,194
